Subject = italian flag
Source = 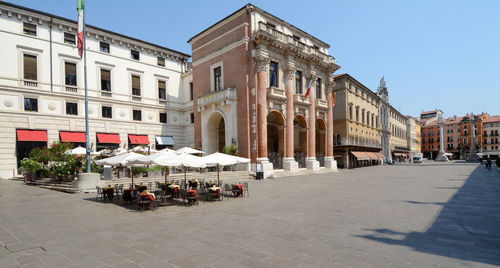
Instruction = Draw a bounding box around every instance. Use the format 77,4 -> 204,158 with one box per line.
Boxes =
77,0 -> 84,58
304,75 -> 313,98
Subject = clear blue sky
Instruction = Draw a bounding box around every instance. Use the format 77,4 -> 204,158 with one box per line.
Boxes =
9,0 -> 500,118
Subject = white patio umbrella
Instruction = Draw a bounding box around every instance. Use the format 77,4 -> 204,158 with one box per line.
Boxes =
112,147 -> 128,156
158,148 -> 176,153
95,152 -> 145,187
176,147 -> 205,155
65,146 -> 87,155
130,146 -> 158,154
202,152 -> 250,185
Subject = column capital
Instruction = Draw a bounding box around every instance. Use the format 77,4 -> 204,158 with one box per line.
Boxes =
255,56 -> 270,73
284,68 -> 295,80
326,77 -> 336,93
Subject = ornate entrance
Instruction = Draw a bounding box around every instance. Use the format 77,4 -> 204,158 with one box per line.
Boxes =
294,114 -> 308,168
316,118 -> 326,166
205,112 -> 226,153
267,111 -> 285,169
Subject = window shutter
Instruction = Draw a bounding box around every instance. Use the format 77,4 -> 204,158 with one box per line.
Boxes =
101,69 -> 110,81
65,62 -> 76,76
23,54 -> 37,80
132,75 -> 140,89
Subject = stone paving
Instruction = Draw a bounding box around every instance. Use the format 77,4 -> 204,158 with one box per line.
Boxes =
0,160 -> 499,267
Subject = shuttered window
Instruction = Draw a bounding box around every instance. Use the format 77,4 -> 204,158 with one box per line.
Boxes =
100,69 -> 111,91
64,33 -> 76,45
23,54 -> 37,81
157,57 -> 165,67
132,75 -> 140,96
65,62 -> 77,86
23,23 -> 36,36
158,81 -> 166,100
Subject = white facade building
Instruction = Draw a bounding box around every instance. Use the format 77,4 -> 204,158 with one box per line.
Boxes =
0,2 -> 194,178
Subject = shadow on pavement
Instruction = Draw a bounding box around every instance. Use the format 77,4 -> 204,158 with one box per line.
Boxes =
356,166 -> 500,265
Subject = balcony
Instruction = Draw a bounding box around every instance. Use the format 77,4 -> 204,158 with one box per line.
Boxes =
100,91 -> 112,98
65,86 -> 78,93
197,88 -> 237,110
23,79 -> 38,87
315,99 -> 328,110
342,137 -> 381,148
293,94 -> 309,106
131,96 -> 142,102
267,87 -> 286,100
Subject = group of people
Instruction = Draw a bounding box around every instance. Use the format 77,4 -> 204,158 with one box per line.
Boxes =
484,157 -> 493,170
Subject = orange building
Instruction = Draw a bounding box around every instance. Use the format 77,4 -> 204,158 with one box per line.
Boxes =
420,109 -> 443,159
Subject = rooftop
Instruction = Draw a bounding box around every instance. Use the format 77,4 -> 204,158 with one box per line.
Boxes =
484,116 -> 500,123
421,109 -> 443,116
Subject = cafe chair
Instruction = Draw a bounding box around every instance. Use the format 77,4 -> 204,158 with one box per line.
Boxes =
223,183 -> 232,198
242,182 -> 249,197
96,186 -> 104,201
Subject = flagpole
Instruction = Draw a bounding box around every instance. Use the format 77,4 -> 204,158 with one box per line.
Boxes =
83,1 -> 90,173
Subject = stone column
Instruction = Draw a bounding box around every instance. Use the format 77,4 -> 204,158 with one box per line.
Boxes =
435,115 -> 449,162
283,66 -> 298,172
324,79 -> 337,170
253,50 -> 274,177
306,73 -> 320,170
466,118 -> 479,162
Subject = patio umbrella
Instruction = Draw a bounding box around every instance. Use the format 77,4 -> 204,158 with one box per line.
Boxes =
129,151 -> 180,195
95,152 -> 144,187
130,146 -> 158,155
176,147 -> 205,155
202,152 -> 250,186
112,147 -> 128,156
65,146 -> 87,155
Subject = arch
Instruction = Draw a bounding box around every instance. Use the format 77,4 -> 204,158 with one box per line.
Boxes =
315,117 -> 327,166
293,114 -> 308,168
267,110 -> 285,169
205,111 -> 227,154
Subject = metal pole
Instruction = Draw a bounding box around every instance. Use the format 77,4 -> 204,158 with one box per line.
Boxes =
83,2 -> 90,172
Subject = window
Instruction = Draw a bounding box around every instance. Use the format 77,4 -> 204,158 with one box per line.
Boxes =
159,112 -> 167,123
24,98 -> 38,112
102,106 -> 112,118
356,107 -> 359,122
190,113 -> 194,124
376,116 -> 379,128
292,34 -> 301,41
214,67 -> 222,91
371,114 -> 374,127
131,50 -> 140,60
23,22 -> 36,36
158,81 -> 166,100
66,102 -> 78,115
157,57 -> 165,67
189,82 -> 194,101
316,78 -> 321,99
269,61 -> 278,87
23,54 -> 37,81
295,71 -> 302,94
266,22 -> 276,28
65,62 -> 77,86
362,110 -> 365,125
133,110 -> 142,121
349,106 -> 353,121
99,42 -> 110,53
131,75 -> 141,96
100,69 -> 111,91
63,33 -> 76,46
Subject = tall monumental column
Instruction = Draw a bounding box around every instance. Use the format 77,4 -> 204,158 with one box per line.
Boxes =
466,114 -> 479,162
306,73 -> 320,170
324,78 -> 337,170
253,47 -> 273,178
283,58 -> 298,172
435,114 -> 449,162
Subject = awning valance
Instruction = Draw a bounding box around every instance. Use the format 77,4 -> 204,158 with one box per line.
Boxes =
60,131 -> 85,143
96,133 -> 121,144
156,136 -> 175,146
128,134 -> 149,145
16,129 -> 47,142
351,151 -> 370,161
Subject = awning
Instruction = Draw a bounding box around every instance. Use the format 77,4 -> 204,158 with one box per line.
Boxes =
375,152 -> 386,159
351,151 -> 370,161
366,152 -> 380,160
60,131 -> 85,143
128,134 -> 149,145
96,133 -> 121,144
156,136 -> 175,146
17,129 -> 48,142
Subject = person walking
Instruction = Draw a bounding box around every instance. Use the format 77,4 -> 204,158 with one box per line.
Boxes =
486,157 -> 492,170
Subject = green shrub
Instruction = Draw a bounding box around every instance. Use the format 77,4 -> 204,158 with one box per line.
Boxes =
496,158 -> 500,167
222,143 -> 238,155
82,158 -> 102,173
148,165 -> 164,172
132,166 -> 148,175
20,158 -> 43,175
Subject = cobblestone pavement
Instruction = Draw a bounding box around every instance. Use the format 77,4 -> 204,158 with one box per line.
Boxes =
1,161 -> 499,267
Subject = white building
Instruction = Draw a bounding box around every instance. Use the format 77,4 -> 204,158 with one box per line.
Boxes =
0,2 -> 194,178
482,116 -> 500,156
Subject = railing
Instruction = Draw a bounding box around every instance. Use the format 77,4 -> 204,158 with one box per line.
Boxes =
343,137 -> 382,148
315,99 -> 328,109
197,88 -> 237,108
131,96 -> 142,102
158,99 -> 167,105
267,87 -> 286,99
293,94 -> 309,105
23,80 -> 38,87
100,91 -> 112,97
65,86 -> 78,93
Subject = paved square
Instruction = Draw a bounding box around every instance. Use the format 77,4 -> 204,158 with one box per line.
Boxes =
1,161 -> 499,267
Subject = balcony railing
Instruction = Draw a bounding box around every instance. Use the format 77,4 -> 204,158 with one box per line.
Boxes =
100,91 -> 112,97
23,79 -> 38,87
315,99 -> 328,109
342,137 -> 382,148
267,87 -> 286,100
131,96 -> 142,102
65,86 -> 78,93
197,88 -> 237,108
293,94 -> 309,105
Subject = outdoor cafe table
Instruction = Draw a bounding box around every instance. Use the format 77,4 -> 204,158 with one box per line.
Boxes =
232,184 -> 243,197
136,185 -> 147,192
139,192 -> 155,209
186,189 -> 197,203
208,186 -> 221,198
102,186 -> 114,200
123,189 -> 137,202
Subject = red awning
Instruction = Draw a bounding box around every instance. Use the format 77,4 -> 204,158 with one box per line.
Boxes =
351,151 -> 370,161
16,129 -> 48,142
60,131 -> 86,143
96,133 -> 121,144
128,134 -> 149,145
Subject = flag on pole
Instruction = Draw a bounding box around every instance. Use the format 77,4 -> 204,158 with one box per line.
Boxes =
304,75 -> 313,98
77,0 -> 84,59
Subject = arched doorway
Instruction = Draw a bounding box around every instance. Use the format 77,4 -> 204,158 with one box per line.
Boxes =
294,114 -> 308,168
206,112 -> 226,153
267,110 -> 285,169
316,118 -> 326,166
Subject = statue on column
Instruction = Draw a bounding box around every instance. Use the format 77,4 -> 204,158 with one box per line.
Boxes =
435,114 -> 449,162
466,114 -> 479,162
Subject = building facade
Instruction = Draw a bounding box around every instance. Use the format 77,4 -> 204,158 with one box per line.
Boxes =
482,116 -> 500,157
189,4 -> 340,177
419,109 -> 443,159
0,2 -> 193,178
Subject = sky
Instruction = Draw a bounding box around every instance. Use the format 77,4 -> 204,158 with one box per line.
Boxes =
7,0 -> 500,118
